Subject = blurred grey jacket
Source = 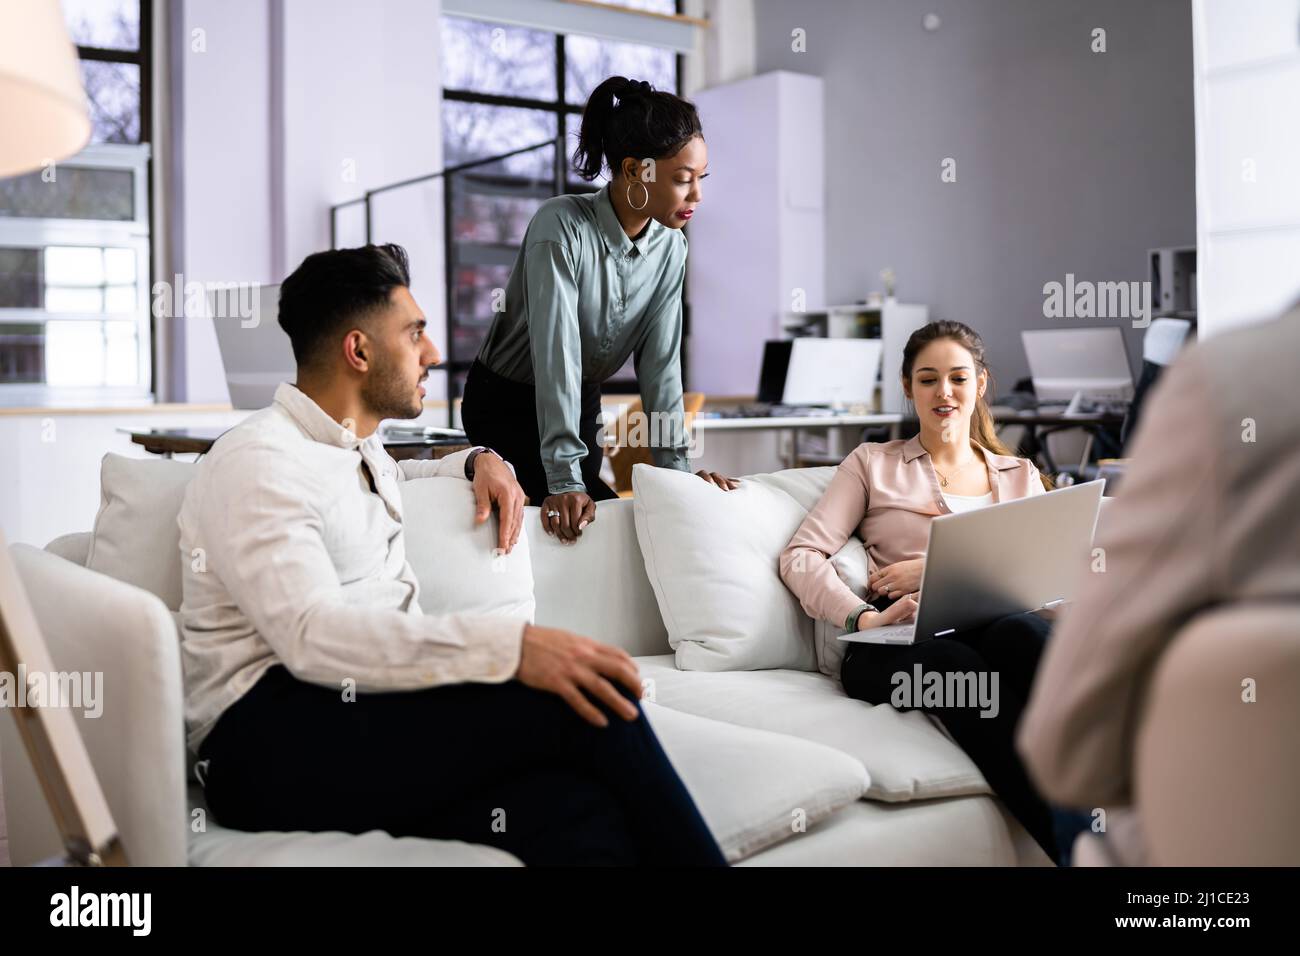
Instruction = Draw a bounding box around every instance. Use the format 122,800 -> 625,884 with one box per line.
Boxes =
1019,306 -> 1300,808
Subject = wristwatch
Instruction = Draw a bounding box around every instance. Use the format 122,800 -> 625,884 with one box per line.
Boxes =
844,602 -> 879,633
464,446 -> 503,481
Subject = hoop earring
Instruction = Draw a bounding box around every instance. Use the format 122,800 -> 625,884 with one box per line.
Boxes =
626,180 -> 649,211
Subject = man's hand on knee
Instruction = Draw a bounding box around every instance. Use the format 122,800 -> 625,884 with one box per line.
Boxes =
516,624 -> 642,728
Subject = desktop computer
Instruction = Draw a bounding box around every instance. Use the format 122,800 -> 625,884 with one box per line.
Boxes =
1021,327 -> 1135,406
739,338 -> 884,418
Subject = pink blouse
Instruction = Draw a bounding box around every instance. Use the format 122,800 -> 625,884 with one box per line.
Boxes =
779,434 -> 1047,630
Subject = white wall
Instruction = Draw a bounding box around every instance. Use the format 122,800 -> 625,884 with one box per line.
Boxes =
171,0 -> 277,403
4,408 -> 250,547
1192,0 -> 1300,335
0,1 -> 454,546
171,0 -> 446,403
687,71 -> 826,397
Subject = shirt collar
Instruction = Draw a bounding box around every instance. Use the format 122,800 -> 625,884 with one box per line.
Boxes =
594,183 -> 654,259
902,432 -> 1022,471
273,382 -> 364,451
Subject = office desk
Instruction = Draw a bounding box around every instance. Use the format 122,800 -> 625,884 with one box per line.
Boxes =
123,427 -> 470,461
692,413 -> 903,468
693,413 -> 902,432
990,409 -> 1125,427
988,407 -> 1126,475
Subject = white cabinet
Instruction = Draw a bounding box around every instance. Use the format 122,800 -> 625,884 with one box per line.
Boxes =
687,71 -> 825,396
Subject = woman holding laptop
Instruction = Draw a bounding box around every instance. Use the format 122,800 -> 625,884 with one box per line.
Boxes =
779,320 -> 1063,862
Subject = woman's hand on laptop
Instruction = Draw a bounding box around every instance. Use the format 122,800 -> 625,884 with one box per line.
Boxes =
516,624 -> 643,728
472,452 -> 525,554
869,559 -> 924,600
857,594 -> 919,630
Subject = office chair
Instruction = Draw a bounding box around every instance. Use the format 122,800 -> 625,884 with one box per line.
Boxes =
1121,318 -> 1193,452
607,393 -> 706,497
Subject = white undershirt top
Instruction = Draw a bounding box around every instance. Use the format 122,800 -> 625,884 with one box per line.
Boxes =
941,490 -> 995,514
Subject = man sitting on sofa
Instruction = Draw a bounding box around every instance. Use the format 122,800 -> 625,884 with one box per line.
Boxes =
177,243 -> 725,866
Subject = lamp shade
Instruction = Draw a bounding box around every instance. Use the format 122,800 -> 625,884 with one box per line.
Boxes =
0,0 -> 91,178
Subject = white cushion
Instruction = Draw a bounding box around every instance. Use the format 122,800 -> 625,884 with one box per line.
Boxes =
85,453 -> 537,625
744,465 -> 838,510
813,537 -> 872,679
527,499 -> 670,657
642,701 -> 869,861
396,476 -> 536,622
752,463 -> 856,674
187,787 -> 520,866
87,453 -> 196,610
631,464 -> 817,671
636,655 -> 989,802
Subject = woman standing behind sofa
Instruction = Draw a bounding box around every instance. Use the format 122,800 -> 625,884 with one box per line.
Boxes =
779,320 -> 1061,861
462,76 -> 737,545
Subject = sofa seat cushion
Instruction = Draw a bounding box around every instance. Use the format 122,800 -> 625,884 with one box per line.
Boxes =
636,655 -> 990,803
187,786 -> 521,866
642,701 -> 869,861
186,704 -> 870,866
738,794 -> 1048,866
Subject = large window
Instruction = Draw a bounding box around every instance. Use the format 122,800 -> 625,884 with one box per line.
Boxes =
0,0 -> 152,404
439,4 -> 680,398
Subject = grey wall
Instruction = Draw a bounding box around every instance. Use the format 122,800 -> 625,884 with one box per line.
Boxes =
753,0 -> 1195,389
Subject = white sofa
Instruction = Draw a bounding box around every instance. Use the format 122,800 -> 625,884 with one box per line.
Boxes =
1,455 -> 1068,867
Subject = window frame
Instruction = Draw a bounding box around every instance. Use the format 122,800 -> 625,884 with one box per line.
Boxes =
440,8 -> 685,395
73,0 -> 154,149
0,2 -> 154,405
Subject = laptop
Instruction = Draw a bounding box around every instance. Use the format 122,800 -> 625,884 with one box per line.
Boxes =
210,283 -> 296,410
210,283 -> 466,439
841,479 -> 1105,644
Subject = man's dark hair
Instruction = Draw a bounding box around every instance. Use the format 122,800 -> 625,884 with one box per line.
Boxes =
277,243 -> 411,368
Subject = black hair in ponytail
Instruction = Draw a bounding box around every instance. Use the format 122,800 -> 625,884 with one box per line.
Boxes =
572,76 -> 703,182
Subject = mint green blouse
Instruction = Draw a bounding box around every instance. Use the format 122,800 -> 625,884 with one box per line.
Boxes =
475,183 -> 691,495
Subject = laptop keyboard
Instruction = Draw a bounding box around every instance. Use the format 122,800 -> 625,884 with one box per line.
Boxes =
842,623 -> 917,644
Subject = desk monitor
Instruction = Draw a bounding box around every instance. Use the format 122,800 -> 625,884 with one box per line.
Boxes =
210,283 -> 296,410
1022,327 -> 1134,403
781,337 -> 882,407
756,340 -> 794,404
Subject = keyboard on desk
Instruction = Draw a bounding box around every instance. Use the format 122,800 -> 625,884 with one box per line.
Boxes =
716,404 -> 840,419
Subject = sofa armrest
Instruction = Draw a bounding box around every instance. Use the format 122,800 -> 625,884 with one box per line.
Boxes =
1,543 -> 188,866
1135,603 -> 1300,865
44,531 -> 92,566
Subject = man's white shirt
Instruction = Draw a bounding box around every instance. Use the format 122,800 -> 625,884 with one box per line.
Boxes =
177,382 -> 525,754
